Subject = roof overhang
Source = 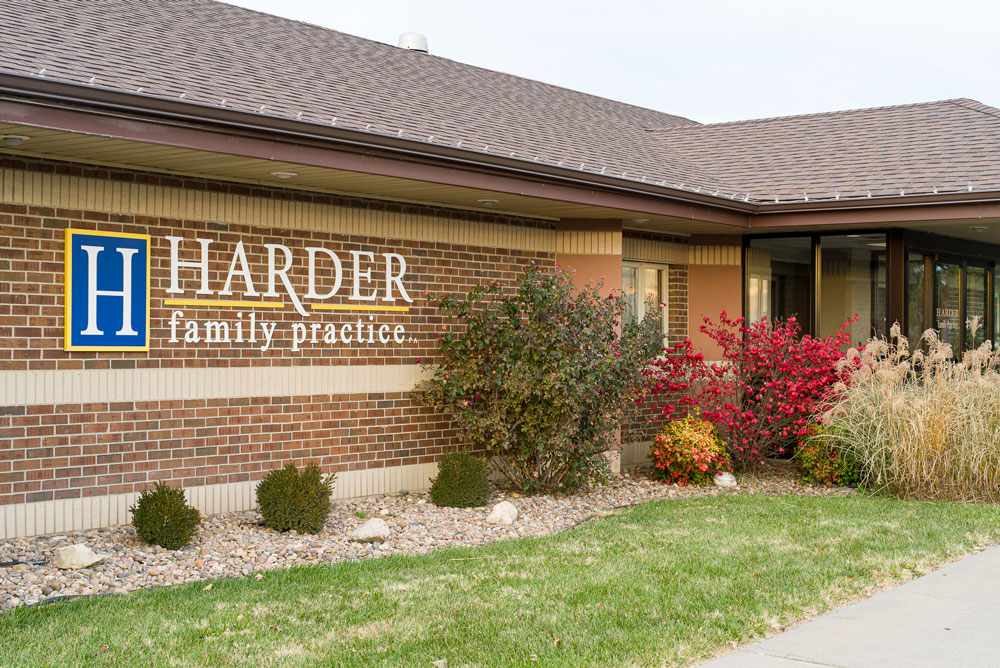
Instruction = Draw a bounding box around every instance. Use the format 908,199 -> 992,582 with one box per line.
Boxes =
1,70 -> 999,239
0,72 -> 751,231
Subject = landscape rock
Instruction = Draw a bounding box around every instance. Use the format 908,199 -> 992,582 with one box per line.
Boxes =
349,518 -> 391,543
714,472 -> 738,488
52,544 -> 108,570
0,464 -> 848,609
485,501 -> 518,526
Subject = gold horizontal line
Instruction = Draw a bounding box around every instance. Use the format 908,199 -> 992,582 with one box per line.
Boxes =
164,299 -> 286,309
310,304 -> 410,312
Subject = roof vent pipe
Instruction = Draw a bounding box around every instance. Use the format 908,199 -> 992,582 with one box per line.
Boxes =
398,33 -> 429,53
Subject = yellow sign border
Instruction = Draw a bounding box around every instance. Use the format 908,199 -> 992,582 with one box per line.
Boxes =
64,228 -> 152,352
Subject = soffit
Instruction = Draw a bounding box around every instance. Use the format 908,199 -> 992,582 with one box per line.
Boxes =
0,122 -> 742,234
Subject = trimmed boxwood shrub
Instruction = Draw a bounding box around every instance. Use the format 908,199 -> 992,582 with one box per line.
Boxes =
429,451 -> 492,508
130,482 -> 201,550
256,463 -> 335,533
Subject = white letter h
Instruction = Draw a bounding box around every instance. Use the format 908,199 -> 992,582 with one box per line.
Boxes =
80,244 -> 139,336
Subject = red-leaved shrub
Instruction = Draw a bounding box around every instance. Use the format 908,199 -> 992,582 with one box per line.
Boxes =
642,312 -> 853,467
649,414 -> 730,486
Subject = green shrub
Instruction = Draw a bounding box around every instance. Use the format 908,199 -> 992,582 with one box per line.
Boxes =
797,427 -> 861,487
419,264 -> 662,494
256,463 -> 335,533
429,451 -> 492,507
130,482 -> 200,550
648,414 -> 731,486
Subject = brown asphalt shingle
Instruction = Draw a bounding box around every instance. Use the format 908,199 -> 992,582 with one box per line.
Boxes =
0,0 -> 998,205
650,98 -> 1000,201
0,0 -> 737,195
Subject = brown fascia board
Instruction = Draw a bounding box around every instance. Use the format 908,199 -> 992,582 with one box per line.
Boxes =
1,73 -> 997,228
0,72 -> 750,227
751,196 -> 1000,228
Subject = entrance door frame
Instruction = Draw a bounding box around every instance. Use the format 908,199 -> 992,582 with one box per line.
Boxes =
904,230 -> 1000,352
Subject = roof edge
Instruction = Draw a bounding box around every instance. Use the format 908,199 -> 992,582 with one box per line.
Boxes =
651,97 -> 986,130
0,72 -> 996,221
0,71 -> 755,214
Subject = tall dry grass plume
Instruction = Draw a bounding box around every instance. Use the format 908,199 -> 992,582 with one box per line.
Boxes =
822,318 -> 1000,502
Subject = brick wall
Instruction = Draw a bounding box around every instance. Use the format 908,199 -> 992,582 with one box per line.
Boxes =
1,206 -> 550,372
0,159 -> 559,520
0,392 -> 463,507
667,265 -> 688,346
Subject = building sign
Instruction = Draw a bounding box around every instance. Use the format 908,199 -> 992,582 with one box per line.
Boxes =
64,229 -> 150,351
64,229 -> 414,353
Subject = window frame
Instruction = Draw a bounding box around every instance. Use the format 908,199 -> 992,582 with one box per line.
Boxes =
622,260 -> 670,344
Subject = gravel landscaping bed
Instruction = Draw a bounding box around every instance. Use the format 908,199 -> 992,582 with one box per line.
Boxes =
0,467 -> 850,609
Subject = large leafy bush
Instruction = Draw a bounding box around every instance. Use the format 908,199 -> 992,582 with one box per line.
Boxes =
420,264 -> 662,494
822,323 -> 1000,502
643,312 -> 852,467
649,414 -> 730,486
256,463 -> 335,533
429,451 -> 492,507
130,482 -> 201,550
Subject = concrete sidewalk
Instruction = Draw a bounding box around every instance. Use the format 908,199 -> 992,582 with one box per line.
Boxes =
698,545 -> 1000,667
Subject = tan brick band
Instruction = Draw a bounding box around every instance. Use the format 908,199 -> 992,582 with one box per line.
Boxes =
0,364 -> 428,406
0,165 -> 622,256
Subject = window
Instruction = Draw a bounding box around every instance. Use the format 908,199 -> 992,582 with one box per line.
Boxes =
907,253 -> 928,345
746,234 -> 888,344
622,261 -> 669,342
746,237 -> 812,324
746,273 -> 770,324
908,254 -> 993,352
818,234 -> 886,345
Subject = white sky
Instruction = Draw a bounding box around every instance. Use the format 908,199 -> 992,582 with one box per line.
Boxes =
226,0 -> 999,124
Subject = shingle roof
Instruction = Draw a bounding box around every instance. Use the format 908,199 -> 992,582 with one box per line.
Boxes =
649,98 -> 1000,202
0,0 -> 740,195
0,0 -> 998,207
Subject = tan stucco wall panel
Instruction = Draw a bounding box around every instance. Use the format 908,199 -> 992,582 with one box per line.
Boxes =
688,263 -> 743,356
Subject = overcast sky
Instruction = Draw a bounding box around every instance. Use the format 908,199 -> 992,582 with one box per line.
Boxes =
226,0 -> 998,124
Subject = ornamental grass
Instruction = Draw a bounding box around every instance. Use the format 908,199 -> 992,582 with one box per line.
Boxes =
821,320 -> 1000,503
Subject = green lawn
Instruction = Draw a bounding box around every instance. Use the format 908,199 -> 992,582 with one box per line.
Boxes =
4,494 -> 1000,667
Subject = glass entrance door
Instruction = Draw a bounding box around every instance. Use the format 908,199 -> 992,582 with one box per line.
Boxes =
966,263 -> 988,349
934,260 -> 962,349
912,257 -> 993,352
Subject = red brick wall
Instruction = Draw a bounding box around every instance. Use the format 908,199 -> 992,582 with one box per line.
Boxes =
1,204 -> 552,371
667,265 -> 688,346
0,159 -> 558,506
0,393 -> 461,506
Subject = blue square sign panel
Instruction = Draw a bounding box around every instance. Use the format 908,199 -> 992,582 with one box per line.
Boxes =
64,228 -> 151,351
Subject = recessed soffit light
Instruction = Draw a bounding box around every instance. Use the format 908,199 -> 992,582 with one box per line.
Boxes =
969,225 -> 988,232
476,199 -> 499,207
1,134 -> 30,147
270,171 -> 298,179
629,218 -> 650,224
